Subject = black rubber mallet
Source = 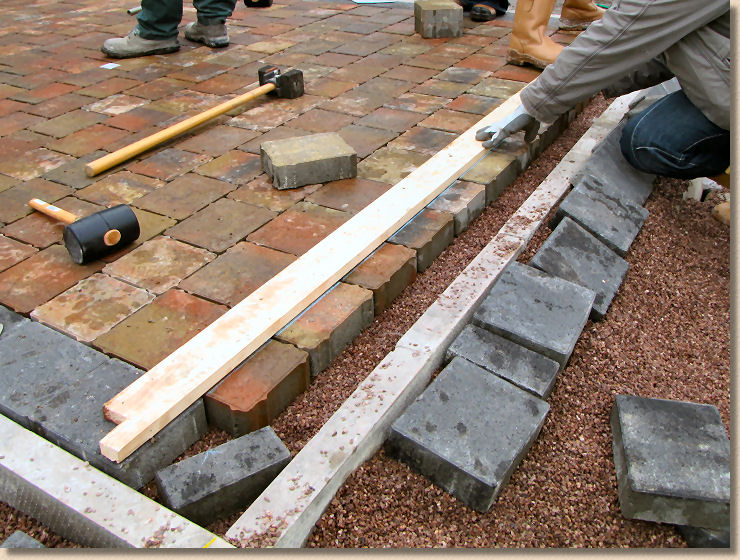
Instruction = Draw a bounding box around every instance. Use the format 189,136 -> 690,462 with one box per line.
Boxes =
85,65 -> 304,177
29,199 -> 140,264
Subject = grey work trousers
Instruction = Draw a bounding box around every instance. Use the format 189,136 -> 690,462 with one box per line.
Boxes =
137,0 -> 237,40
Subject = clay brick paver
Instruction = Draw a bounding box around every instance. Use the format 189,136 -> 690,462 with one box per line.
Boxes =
388,126 -> 457,155
127,77 -> 192,100
468,77 -> 526,99
196,150 -> 262,185
104,107 -> 174,132
412,79 -> 471,99
46,124 -> 130,157
494,64 -> 542,83
357,146 -> 430,185
0,234 -> 36,273
337,125 -> 399,159
0,244 -> 103,314
240,126 -> 312,155
247,201 -> 351,256
166,198 -> 277,253
76,77 -> 142,100
31,273 -> 154,343
228,175 -> 321,213
103,236 -> 215,295
446,93 -> 501,115
306,177 -> 392,214
30,109 -> 107,138
381,64 -> 438,84
85,94 -> 149,116
304,77 -> 357,98
0,148 -> 74,182
128,148 -> 210,181
77,171 -> 164,207
420,108 -> 481,133
0,178 -> 73,224
354,107 -> 426,133
132,173 -> 232,220
180,242 -> 297,307
177,125 -> 259,156
383,92 -> 450,114
288,109 -> 356,133
435,66 -> 490,84
41,151 -> 107,190
93,289 -> 227,370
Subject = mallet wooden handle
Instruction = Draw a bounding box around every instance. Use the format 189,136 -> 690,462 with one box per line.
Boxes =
29,198 -> 78,224
85,82 -> 276,177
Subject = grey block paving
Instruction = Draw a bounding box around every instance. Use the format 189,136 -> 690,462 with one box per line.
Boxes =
414,0 -> 463,39
0,309 -> 207,489
446,324 -> 559,398
155,427 -> 290,525
530,217 -> 629,320
261,132 -> 357,190
386,357 -> 549,512
472,261 -> 595,369
569,122 -> 655,205
1,531 -> 45,548
677,524 -> 731,548
610,395 -> 730,530
556,178 -> 649,257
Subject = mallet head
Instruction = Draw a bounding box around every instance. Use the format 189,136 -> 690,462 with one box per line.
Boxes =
63,205 -> 140,264
258,65 -> 304,99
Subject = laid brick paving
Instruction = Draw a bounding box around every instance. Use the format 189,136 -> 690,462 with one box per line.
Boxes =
0,0 -> 573,505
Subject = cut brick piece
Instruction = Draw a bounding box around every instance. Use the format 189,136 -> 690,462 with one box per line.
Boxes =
261,132 -> 357,190
472,261 -> 595,369
386,357 -> 549,512
1,531 -> 45,548
556,178 -> 649,257
389,208 -> 454,272
205,340 -> 310,436
414,0 -> 463,39
530,217 -> 629,320
155,427 -> 290,526
0,318 -> 206,488
610,395 -> 730,531
275,282 -> 374,376
428,180 -> 486,235
446,324 -> 559,399
343,242 -> 417,315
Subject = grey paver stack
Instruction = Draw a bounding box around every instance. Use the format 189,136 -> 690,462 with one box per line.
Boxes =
1,531 -> 46,548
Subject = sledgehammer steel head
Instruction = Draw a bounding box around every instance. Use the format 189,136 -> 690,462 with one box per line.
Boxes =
258,65 -> 304,99
63,205 -> 140,264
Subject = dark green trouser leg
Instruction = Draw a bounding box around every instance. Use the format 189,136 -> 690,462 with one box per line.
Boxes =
193,0 -> 238,24
136,0 -> 182,40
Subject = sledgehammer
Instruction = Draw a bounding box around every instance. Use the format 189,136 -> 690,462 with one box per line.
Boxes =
85,65 -> 304,177
29,199 -> 140,264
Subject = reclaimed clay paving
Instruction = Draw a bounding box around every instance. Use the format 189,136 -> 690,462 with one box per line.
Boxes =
0,0 -> 730,549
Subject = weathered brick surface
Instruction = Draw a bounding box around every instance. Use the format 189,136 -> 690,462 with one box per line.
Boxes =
155,427 -> 290,525
94,289 -> 227,370
132,173 -> 232,220
205,340 -> 310,436
428,180 -> 486,235
389,208 -> 454,272
261,132 -> 358,190
276,282 -> 374,376
305,177 -> 392,214
0,235 -> 37,272
343,242 -> 417,315
611,395 -> 730,530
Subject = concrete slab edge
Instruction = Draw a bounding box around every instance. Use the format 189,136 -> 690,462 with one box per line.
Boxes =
225,91 -> 643,548
0,415 -> 232,549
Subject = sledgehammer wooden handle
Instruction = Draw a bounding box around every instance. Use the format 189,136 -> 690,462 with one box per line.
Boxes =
85,82 -> 276,177
29,198 -> 78,224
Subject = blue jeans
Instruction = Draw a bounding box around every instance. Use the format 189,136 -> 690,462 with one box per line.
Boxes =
620,90 -> 730,180
137,0 -> 237,40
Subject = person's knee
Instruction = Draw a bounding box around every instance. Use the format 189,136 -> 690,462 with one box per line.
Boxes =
619,116 -> 646,171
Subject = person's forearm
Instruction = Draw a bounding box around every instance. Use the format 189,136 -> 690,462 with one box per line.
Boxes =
520,0 -> 728,123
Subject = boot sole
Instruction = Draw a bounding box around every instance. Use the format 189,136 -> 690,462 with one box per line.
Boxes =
101,44 -> 180,59
185,35 -> 230,48
506,49 -> 549,70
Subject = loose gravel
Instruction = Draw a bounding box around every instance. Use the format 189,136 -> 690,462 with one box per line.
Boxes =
1,94 -> 730,548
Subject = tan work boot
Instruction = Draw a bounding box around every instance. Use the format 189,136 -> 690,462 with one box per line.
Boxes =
559,0 -> 605,31
507,0 -> 563,70
712,201 -> 730,226
101,28 -> 179,59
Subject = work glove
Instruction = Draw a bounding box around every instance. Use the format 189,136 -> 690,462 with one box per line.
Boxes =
475,104 -> 539,150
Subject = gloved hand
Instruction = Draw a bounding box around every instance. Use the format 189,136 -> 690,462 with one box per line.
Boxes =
475,104 -> 539,149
